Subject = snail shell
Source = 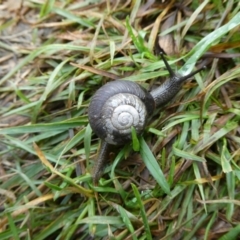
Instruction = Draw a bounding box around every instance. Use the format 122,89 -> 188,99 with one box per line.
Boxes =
88,80 -> 155,145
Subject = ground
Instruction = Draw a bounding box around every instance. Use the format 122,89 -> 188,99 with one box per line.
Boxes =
0,1 -> 240,239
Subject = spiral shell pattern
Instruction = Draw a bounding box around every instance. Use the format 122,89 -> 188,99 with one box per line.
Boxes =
88,80 -> 155,145
102,93 -> 147,144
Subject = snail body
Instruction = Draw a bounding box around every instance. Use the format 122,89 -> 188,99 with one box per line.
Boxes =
88,51 -> 203,184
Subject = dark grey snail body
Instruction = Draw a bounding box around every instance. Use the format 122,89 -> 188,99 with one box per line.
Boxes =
88,51 -> 203,184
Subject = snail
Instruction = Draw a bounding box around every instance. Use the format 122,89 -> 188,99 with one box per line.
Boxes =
88,50 -> 204,184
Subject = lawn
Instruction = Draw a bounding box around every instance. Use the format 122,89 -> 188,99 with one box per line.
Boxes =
0,0 -> 240,239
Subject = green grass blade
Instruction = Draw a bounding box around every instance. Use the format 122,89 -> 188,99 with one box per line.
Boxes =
219,224 -> 240,240
84,124 -> 92,163
0,118 -> 88,134
139,136 -> 170,195
131,184 -> 152,240
172,146 -> 206,162
180,12 -> 240,75
131,126 -> 140,151
117,205 -> 138,240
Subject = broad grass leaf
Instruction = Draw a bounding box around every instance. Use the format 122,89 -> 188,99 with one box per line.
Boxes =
140,137 -> 170,195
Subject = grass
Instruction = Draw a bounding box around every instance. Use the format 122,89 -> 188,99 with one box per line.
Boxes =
1,0 -> 240,239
